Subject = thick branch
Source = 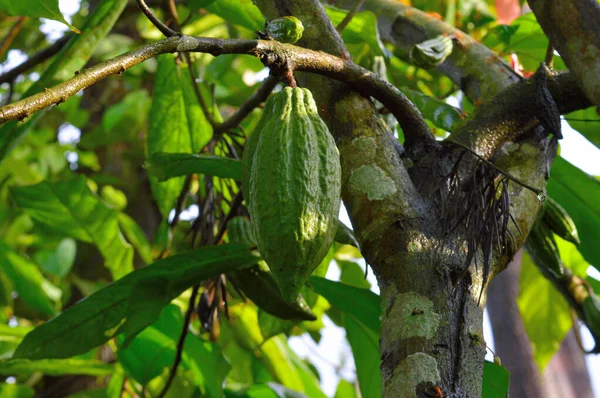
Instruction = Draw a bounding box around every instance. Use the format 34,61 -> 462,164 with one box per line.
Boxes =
528,0 -> 600,107
450,72 -> 591,158
0,36 -> 431,148
335,0 -> 520,102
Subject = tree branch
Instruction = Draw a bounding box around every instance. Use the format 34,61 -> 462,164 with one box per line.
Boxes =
136,0 -> 178,37
0,17 -> 28,60
157,285 -> 199,398
0,35 -> 432,148
449,72 -> 591,158
528,0 -> 600,107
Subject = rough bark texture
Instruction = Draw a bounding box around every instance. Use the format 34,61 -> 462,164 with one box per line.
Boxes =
528,0 -> 600,107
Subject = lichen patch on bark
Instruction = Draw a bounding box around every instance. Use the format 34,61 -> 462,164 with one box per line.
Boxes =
352,137 -> 377,160
382,291 -> 440,341
349,164 -> 397,200
384,352 -> 440,397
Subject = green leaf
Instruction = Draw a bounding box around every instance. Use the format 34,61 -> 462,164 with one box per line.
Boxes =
0,358 -> 112,376
554,236 -> 589,277
548,157 -> 600,273
0,1 -> 74,29
517,251 -> 572,370
325,6 -> 388,59
117,213 -> 153,265
334,380 -> 359,398
0,0 -> 128,164
35,238 -> 77,278
309,276 -> 380,334
565,107 -> 600,150
190,0 -> 264,31
0,240 -> 60,316
482,361 -> 510,398
12,176 -> 134,280
148,55 -> 206,218
344,313 -> 381,398
13,244 -> 257,360
225,383 -> 307,398
402,87 -> 463,132
119,304 -> 229,396
145,152 -> 242,182
0,383 -> 35,398
337,260 -> 370,289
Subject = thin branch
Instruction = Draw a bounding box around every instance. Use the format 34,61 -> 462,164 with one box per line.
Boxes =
0,36 -> 433,147
157,285 -> 200,398
0,35 -> 71,85
136,0 -> 179,37
215,75 -> 278,133
544,42 -> 555,68
336,0 -> 366,33
0,17 -> 28,60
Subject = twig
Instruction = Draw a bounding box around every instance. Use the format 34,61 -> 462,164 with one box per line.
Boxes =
544,42 -> 554,69
214,192 -> 243,243
0,17 -> 28,60
136,0 -> 179,37
215,75 -> 278,133
0,35 -> 71,85
336,0 -> 366,33
165,0 -> 180,27
157,285 -> 200,398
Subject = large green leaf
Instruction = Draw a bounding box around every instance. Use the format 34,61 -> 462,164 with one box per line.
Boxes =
119,304 -> 229,396
145,153 -> 242,182
309,276 -> 380,334
334,380 -> 359,398
344,313 -> 381,398
0,0 -> 71,28
0,359 -> 112,376
117,213 -> 153,265
12,244 -> 258,360
0,240 -> 60,316
565,107 -> 600,150
12,176 -> 134,279
325,6 -> 388,59
548,157 -> 600,273
190,0 -> 264,31
517,251 -> 572,370
482,361 -> 510,398
148,55 -> 211,218
0,0 -> 128,163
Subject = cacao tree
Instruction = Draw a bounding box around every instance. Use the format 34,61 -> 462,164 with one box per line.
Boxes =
0,0 -> 599,397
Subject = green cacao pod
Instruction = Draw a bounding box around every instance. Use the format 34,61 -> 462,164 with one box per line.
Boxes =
542,197 -> 580,245
266,16 -> 304,44
245,87 -> 341,302
227,217 -> 317,321
409,35 -> 453,69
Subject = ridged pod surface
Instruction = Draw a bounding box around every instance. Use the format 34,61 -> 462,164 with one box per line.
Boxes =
227,217 -> 316,321
246,87 -> 341,302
